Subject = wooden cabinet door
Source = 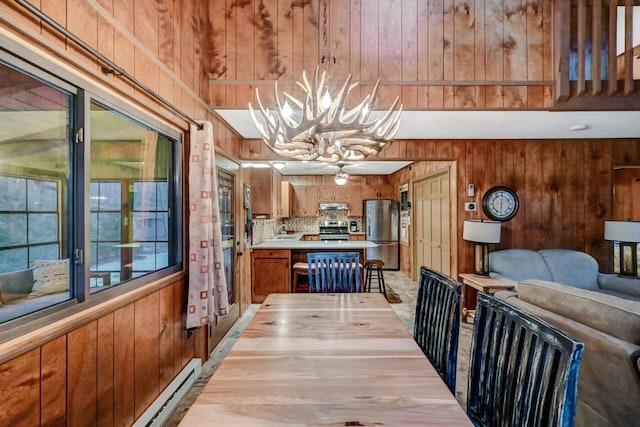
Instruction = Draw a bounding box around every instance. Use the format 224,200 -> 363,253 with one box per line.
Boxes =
292,185 -> 305,217
303,186 -> 319,216
281,181 -> 292,218
250,169 -> 273,215
271,171 -> 282,218
347,186 -> 363,216
252,250 -> 290,303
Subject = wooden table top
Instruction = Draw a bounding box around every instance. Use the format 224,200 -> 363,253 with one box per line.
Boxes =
179,293 -> 473,426
459,273 -> 515,292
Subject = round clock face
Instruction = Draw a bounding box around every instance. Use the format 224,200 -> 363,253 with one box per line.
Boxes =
482,186 -> 519,221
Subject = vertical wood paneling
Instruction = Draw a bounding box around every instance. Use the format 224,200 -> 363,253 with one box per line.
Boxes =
224,0 -> 238,105
41,336 -> 67,426
208,0 -> 227,105
277,0 -> 294,99
360,0 -> 378,102
427,0 -> 444,107
134,293 -> 160,418
378,0 -> 402,105
584,140 -> 612,266
236,0 -> 255,106
67,322 -> 98,426
114,304 -> 135,426
173,281 -> 185,374
67,0 -> 99,67
401,0 -> 418,108
303,0 -> 319,74
349,0 -> 362,101
330,0 -> 350,78
42,0 -> 67,48
113,0 -> 136,96
0,348 -> 40,426
159,284 -> 176,390
97,313 -> 114,427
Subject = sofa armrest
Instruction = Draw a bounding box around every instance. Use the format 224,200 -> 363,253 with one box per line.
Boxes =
597,273 -> 640,299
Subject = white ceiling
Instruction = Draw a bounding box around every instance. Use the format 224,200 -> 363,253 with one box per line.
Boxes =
217,108 -> 640,175
216,109 -> 640,140
244,160 -> 413,176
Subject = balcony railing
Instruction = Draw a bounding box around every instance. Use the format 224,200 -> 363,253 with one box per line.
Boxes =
554,0 -> 640,109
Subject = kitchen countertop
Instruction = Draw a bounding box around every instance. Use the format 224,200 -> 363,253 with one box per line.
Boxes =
252,235 -> 376,250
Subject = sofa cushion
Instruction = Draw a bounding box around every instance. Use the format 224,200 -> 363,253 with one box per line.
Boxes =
539,249 -> 599,290
29,259 -> 69,296
0,268 -> 34,304
489,249 -> 552,284
518,279 -> 640,344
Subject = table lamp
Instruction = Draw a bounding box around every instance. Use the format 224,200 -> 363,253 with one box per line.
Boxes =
463,220 -> 502,276
604,220 -> 640,276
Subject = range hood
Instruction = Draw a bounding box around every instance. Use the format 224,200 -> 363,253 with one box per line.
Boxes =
319,203 -> 348,211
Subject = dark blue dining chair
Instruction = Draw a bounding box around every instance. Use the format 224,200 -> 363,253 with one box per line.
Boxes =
413,267 -> 461,394
307,252 -> 361,293
468,293 -> 584,427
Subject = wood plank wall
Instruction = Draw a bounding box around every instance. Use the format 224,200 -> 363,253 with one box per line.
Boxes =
207,0 -> 554,110
388,139 -> 640,277
0,279 -> 205,426
0,1 -> 247,425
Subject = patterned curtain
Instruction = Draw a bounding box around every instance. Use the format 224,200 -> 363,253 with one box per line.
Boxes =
186,121 -> 229,329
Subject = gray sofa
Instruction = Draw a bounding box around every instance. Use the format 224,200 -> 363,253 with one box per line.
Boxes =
489,248 -> 640,300
496,280 -> 640,427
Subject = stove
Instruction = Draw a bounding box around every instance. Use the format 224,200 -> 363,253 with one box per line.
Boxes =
318,220 -> 350,241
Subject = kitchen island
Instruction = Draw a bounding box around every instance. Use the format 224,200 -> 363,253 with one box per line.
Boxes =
251,237 -> 377,303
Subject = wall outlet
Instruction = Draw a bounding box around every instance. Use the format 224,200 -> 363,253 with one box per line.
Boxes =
464,202 -> 477,211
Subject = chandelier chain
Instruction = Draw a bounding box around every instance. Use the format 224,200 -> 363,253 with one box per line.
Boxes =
321,0 -> 335,67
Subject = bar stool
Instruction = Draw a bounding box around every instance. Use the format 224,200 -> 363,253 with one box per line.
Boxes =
292,262 -> 311,293
364,259 -> 386,297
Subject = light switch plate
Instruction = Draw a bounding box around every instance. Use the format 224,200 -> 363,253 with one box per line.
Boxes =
468,184 -> 475,197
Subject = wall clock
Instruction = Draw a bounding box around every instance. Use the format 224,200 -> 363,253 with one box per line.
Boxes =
482,186 -> 519,221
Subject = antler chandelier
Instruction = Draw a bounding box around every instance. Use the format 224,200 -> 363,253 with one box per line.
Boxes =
249,68 -> 402,163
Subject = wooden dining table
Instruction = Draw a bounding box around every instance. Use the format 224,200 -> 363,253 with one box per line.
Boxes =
179,293 -> 473,426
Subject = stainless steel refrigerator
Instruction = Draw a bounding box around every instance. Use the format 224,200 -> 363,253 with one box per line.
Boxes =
364,200 -> 399,270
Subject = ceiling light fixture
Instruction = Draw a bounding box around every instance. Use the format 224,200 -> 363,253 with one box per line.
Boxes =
248,0 -> 402,163
272,161 -> 285,170
334,162 -> 348,186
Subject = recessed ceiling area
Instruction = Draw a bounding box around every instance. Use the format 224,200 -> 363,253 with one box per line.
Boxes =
216,109 -> 640,140
244,160 -> 413,176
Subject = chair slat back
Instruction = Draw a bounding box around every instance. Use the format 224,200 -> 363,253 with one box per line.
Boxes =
413,267 -> 461,394
468,293 -> 584,427
307,252 -> 361,293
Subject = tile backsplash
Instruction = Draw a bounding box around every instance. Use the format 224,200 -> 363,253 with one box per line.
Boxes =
252,214 -> 363,245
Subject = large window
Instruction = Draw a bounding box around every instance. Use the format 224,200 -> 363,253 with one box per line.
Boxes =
0,52 -> 182,325
89,102 -> 176,292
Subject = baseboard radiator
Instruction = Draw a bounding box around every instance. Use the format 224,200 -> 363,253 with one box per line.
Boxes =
133,358 -> 202,427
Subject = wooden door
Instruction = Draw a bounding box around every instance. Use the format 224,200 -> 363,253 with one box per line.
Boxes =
413,170 -> 450,279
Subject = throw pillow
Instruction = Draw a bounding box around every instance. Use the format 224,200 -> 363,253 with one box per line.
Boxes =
30,259 -> 70,296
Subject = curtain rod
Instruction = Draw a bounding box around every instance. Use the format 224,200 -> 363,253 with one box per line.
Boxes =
14,0 -> 203,130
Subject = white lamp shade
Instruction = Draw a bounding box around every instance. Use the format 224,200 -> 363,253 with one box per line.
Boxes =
604,220 -> 640,242
463,220 -> 502,244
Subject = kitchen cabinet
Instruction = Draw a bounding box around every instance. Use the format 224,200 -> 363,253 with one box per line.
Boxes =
319,185 -> 348,202
252,249 -> 290,303
363,176 -> 395,200
249,168 -> 287,218
347,186 -> 363,216
363,185 -> 395,200
303,234 -> 320,241
281,181 -> 293,218
292,185 -> 319,217
349,234 -> 365,241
